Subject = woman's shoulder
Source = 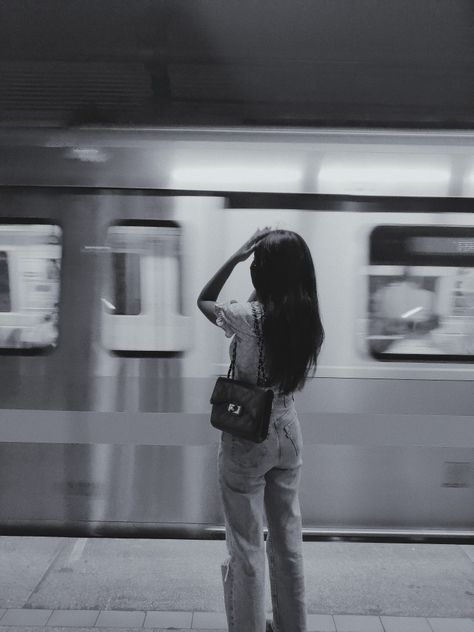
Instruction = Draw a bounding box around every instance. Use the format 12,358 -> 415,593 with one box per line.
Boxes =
215,300 -> 262,337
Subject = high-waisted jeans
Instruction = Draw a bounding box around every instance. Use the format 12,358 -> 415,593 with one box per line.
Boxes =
217,399 -> 306,632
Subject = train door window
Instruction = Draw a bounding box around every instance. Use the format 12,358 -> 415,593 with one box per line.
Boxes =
112,252 -> 141,315
0,223 -> 61,351
102,222 -> 190,353
0,252 -> 11,312
367,226 -> 474,361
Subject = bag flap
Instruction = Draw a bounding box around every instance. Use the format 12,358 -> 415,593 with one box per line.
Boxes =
210,377 -> 272,407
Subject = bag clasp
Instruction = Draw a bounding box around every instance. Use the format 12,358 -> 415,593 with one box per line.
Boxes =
227,403 -> 242,415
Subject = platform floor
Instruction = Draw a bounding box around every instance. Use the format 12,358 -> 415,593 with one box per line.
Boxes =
0,537 -> 473,631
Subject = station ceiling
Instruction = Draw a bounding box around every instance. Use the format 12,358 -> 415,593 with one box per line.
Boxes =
1,0 -> 473,128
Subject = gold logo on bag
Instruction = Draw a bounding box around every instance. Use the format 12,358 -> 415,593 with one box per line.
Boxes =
228,403 -> 242,415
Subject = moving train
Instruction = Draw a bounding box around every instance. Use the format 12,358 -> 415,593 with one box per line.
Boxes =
0,126 -> 473,540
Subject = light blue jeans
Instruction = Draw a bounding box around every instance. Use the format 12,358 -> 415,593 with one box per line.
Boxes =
218,398 -> 306,632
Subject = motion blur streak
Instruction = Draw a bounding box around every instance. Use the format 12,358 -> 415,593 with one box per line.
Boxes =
0,127 -> 472,540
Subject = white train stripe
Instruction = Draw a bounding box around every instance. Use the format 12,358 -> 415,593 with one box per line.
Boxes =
0,409 -> 472,447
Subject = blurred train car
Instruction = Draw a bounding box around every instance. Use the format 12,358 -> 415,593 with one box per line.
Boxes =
0,127 -> 473,540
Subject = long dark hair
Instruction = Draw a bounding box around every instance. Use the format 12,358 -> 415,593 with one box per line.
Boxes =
251,230 -> 324,396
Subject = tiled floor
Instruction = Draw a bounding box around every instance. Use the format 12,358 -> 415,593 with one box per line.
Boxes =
380,616 -> 433,631
428,619 -> 474,632
0,609 -> 473,631
333,614 -> 384,631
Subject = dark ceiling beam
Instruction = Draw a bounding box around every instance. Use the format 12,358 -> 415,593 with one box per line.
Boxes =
0,0 -> 472,127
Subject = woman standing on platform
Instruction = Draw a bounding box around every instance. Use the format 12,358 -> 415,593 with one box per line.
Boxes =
197,228 -> 324,632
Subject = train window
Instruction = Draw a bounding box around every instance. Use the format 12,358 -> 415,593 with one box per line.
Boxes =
0,252 -> 11,311
102,222 -> 190,353
0,223 -> 61,351
111,252 -> 141,315
367,226 -> 474,361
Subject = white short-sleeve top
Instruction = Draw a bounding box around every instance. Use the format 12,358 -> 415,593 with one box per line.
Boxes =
215,299 -> 263,380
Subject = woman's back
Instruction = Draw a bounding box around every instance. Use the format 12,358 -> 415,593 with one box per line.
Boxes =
215,299 -> 293,407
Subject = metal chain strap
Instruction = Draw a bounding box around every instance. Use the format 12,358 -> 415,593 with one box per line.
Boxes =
226,303 -> 267,386
251,302 -> 267,387
227,336 -> 237,380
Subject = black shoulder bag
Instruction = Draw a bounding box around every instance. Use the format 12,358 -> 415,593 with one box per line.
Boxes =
210,303 -> 274,443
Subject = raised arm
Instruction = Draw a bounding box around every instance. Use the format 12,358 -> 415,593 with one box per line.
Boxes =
197,228 -> 271,325
197,253 -> 241,325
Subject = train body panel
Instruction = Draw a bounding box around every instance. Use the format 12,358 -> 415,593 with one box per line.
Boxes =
0,127 -> 472,538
